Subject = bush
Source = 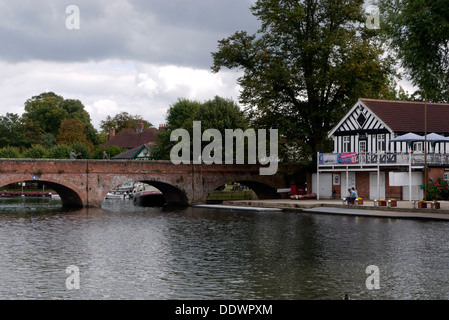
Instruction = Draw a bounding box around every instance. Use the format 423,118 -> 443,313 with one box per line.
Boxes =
47,144 -> 72,159
70,141 -> 93,159
93,146 -> 127,159
0,146 -> 20,158
22,145 -> 48,159
426,178 -> 449,200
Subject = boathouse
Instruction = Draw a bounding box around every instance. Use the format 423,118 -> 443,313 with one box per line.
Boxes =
315,98 -> 449,201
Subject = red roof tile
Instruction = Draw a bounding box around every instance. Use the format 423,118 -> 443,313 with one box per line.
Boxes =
101,127 -> 158,149
360,98 -> 449,134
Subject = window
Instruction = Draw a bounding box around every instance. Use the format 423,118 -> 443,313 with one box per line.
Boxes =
343,136 -> 350,152
444,172 -> 449,183
359,140 -> 367,153
413,142 -> 423,152
377,134 -> 386,152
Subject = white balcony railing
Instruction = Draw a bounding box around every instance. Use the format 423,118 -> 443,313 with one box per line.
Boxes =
318,152 -> 449,167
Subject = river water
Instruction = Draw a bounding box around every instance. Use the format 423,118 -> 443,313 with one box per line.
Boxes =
0,197 -> 448,300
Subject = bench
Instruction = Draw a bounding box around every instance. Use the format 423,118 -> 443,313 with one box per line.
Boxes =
342,198 -> 361,206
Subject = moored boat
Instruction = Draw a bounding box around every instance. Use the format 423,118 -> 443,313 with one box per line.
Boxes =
132,183 -> 166,207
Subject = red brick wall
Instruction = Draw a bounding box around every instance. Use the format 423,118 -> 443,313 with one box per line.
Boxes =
385,172 -> 402,200
356,172 -> 370,199
428,168 -> 445,184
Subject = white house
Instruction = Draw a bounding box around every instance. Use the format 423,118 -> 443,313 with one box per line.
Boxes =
314,98 -> 449,200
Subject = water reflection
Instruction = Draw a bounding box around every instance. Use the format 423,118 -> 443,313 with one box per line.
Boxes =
0,198 -> 449,299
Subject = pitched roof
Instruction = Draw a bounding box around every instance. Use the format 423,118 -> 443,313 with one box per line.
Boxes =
360,98 -> 449,134
102,127 -> 158,149
112,144 -> 154,159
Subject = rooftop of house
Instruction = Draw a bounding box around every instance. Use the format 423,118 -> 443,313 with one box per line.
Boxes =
112,143 -> 155,159
360,98 -> 449,134
101,121 -> 165,150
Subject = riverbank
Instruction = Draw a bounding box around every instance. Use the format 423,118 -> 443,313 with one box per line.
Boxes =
221,199 -> 449,221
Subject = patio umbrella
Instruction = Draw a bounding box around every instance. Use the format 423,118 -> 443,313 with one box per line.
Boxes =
425,133 -> 449,142
425,133 -> 449,152
389,132 -> 425,153
389,132 -> 424,143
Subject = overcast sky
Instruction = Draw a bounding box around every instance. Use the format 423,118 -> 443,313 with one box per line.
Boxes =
0,0 -> 259,129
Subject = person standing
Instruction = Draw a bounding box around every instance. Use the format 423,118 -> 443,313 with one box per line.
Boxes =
70,150 -> 76,159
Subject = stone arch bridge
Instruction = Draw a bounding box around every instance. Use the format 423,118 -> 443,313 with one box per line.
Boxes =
0,159 -> 293,207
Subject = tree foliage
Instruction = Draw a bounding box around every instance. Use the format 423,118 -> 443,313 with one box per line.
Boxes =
57,118 -> 94,151
99,112 -> 152,134
0,113 -> 28,148
379,0 -> 449,102
212,0 -> 395,165
151,97 -> 248,160
22,92 -> 99,146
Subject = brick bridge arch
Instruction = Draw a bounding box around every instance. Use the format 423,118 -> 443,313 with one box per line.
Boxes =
0,159 -> 292,207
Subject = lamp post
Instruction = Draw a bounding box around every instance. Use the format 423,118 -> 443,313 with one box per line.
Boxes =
424,93 -> 428,201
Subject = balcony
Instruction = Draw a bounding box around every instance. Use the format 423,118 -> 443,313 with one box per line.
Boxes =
318,152 -> 449,168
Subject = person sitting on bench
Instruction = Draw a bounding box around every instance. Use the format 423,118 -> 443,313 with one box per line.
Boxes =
347,188 -> 357,206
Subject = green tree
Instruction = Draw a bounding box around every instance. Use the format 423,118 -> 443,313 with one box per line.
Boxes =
93,146 -> 127,159
100,112 -> 152,134
151,99 -> 201,160
0,113 -> 28,148
69,141 -> 92,159
22,92 -> 99,146
151,96 -> 249,160
379,0 -> 449,102
57,118 -> 95,151
22,92 -> 67,136
212,0 -> 394,166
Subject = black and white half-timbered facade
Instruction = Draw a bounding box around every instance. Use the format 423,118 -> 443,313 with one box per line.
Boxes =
315,98 -> 449,201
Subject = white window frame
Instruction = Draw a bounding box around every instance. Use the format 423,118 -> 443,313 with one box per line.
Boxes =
444,172 -> 449,183
377,134 -> 386,152
413,142 -> 423,152
343,136 -> 350,153
359,140 -> 367,153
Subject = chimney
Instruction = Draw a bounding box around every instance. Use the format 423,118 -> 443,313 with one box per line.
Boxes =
136,120 -> 144,133
109,128 -> 115,139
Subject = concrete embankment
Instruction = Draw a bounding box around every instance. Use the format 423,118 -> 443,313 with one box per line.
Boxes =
219,199 -> 449,221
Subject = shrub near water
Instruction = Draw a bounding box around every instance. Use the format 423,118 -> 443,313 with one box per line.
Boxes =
426,179 -> 449,201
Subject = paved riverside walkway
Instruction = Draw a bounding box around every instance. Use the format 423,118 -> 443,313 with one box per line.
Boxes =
221,199 -> 449,221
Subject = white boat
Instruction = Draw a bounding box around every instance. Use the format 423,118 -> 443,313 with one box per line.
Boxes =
105,182 -> 134,200
106,190 -> 132,199
49,192 -> 61,200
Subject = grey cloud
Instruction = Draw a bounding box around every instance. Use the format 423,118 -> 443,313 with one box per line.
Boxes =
0,0 -> 259,68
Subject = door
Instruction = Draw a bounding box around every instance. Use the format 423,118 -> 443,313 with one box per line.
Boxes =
341,172 -> 356,192
369,171 -> 385,200
312,173 -> 332,198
